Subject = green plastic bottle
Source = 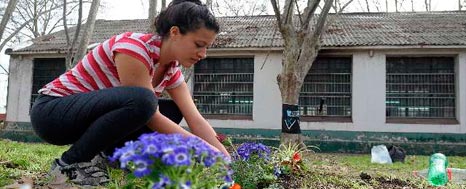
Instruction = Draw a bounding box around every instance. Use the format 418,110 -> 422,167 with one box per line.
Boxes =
427,153 -> 449,186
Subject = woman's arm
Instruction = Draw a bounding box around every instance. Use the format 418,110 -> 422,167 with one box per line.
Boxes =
114,53 -> 153,90
167,82 -> 230,156
115,53 -> 227,155
115,53 -> 191,135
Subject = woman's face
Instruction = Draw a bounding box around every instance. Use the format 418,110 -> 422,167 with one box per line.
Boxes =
169,27 -> 217,68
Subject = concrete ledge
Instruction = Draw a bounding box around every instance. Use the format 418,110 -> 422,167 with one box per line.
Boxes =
2,122 -> 466,155
216,128 -> 466,156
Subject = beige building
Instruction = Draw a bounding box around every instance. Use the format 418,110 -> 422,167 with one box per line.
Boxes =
4,12 -> 466,154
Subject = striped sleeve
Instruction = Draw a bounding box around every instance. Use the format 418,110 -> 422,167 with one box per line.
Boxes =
165,67 -> 185,89
111,36 -> 153,72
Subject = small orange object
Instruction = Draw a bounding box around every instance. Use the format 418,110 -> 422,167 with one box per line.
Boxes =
293,152 -> 301,162
230,183 -> 241,189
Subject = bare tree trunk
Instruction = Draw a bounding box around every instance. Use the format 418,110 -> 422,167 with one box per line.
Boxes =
425,0 -> 431,11
0,0 -> 19,42
66,0 -> 83,69
386,0 -> 388,12
206,0 -> 212,11
411,0 -> 414,12
63,0 -> 71,47
72,0 -> 100,66
161,0 -> 166,9
395,0 -> 398,12
364,0 -> 370,12
270,0 -> 339,147
148,0 -> 157,33
460,0 -> 462,11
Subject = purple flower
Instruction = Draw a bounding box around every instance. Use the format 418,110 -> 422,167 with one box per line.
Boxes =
235,142 -> 271,161
274,166 -> 282,177
141,141 -> 161,157
224,169 -> 234,183
111,141 -> 141,168
162,153 -> 175,166
152,174 -> 172,189
138,133 -> 160,142
112,131 -> 232,187
162,146 -> 191,166
132,156 -> 153,177
173,147 -> 191,166
179,181 -> 192,189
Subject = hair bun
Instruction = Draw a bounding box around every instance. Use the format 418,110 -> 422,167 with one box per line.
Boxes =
171,0 -> 202,5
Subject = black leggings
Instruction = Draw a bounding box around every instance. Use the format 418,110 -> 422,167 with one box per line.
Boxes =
30,87 -> 183,164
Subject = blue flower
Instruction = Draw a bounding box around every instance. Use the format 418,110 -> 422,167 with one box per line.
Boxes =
173,147 -> 191,166
152,174 -> 172,189
274,166 -> 282,177
235,142 -> 271,161
179,181 -> 192,189
138,133 -> 159,142
224,169 -> 234,183
111,141 -> 141,168
132,156 -> 153,177
112,132 -> 232,188
162,153 -> 175,166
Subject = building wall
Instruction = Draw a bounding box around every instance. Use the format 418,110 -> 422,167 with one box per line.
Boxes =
6,49 -> 466,134
206,53 -> 283,129
203,49 -> 466,134
6,55 -> 34,123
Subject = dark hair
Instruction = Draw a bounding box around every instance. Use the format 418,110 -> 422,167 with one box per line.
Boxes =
154,0 -> 219,38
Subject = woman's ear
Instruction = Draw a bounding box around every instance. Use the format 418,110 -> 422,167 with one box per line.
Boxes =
169,26 -> 181,40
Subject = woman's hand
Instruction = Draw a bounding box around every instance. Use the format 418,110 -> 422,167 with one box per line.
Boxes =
167,83 -> 231,158
202,137 -> 231,158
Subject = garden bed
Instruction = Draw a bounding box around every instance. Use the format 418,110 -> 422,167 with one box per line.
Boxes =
1,139 -> 466,188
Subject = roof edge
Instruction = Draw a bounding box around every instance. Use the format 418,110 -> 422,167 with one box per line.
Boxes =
7,45 -> 466,56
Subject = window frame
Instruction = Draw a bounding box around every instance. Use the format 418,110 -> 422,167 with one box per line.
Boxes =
385,55 -> 458,124
193,57 -> 254,120
30,58 -> 66,109
299,56 -> 353,123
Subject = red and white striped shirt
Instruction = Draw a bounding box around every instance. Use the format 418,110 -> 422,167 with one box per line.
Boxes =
39,32 -> 184,97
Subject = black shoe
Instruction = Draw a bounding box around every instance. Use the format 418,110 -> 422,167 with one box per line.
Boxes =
91,152 -> 119,170
49,158 -> 110,186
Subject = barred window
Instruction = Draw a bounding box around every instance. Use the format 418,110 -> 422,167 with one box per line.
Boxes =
299,57 -> 352,117
193,58 -> 254,116
31,58 -> 66,108
386,57 -> 455,119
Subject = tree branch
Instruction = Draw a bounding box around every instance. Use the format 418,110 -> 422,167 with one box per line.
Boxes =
338,0 -> 354,13
64,0 -> 70,46
270,0 -> 282,27
283,0 -> 294,25
0,0 -> 19,41
303,0 -> 321,31
312,0 -> 334,41
66,0 -> 83,69
73,0 -> 100,66
0,20 -> 30,54
0,64 -> 8,74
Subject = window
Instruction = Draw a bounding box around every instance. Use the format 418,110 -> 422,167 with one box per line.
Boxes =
299,57 -> 352,118
386,57 -> 455,119
193,58 -> 254,117
31,58 -> 66,108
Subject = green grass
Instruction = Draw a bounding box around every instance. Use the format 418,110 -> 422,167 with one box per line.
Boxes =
1,139 -> 466,188
304,153 -> 466,188
0,139 -> 67,186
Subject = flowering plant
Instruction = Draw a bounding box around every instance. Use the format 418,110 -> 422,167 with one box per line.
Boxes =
111,132 -> 233,189
230,142 -> 276,188
272,142 -> 313,176
216,133 -> 232,146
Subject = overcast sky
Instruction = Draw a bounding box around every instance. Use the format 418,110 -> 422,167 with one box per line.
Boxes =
0,0 -> 463,113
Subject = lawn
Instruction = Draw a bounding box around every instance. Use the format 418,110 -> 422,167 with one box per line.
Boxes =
1,138 -> 466,188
